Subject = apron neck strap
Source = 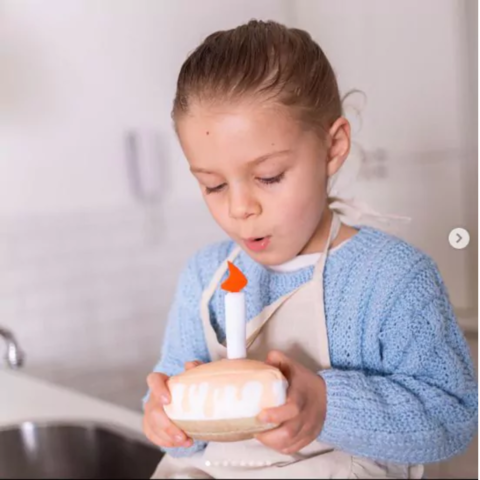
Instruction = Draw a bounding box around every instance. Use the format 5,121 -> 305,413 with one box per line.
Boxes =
328,195 -> 411,225
312,211 -> 342,280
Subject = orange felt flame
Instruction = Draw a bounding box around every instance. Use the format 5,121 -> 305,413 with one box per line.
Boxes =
221,261 -> 248,293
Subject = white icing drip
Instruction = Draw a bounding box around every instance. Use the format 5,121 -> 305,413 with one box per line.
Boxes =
169,383 -> 186,417
189,382 -> 210,418
165,379 -> 287,421
214,382 -> 263,419
272,379 -> 288,406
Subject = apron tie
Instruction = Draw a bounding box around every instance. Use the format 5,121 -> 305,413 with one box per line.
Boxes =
327,195 -> 411,227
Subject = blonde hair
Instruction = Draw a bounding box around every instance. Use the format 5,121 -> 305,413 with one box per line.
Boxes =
172,19 -> 342,137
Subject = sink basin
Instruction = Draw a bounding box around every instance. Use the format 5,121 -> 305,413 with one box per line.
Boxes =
0,421 -> 164,479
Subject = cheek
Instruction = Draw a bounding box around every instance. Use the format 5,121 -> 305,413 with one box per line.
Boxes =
281,190 -> 325,231
204,196 -> 231,230
276,170 -> 327,227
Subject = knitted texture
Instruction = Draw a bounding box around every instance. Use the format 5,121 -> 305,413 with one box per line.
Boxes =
145,227 -> 478,464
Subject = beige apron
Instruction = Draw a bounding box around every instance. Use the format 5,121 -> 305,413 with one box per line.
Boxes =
151,211 -> 423,479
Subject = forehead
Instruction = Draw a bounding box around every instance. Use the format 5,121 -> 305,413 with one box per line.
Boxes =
176,102 -> 303,166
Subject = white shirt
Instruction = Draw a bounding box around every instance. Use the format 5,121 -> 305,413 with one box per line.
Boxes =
268,239 -> 351,273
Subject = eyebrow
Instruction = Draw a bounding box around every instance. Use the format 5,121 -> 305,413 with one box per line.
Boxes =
190,149 -> 292,175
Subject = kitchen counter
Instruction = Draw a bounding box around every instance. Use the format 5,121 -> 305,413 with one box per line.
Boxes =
0,369 -> 144,434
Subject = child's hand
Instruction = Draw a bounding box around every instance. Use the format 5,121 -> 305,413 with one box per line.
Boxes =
143,360 -> 203,449
254,350 -> 327,455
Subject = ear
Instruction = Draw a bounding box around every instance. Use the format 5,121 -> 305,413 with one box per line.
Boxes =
326,117 -> 351,177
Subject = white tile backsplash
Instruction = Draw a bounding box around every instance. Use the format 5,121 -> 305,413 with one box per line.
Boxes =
0,200 -> 226,411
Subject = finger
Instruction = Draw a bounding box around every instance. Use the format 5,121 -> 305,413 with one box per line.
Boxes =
149,416 -> 193,448
147,372 -> 171,404
258,399 -> 300,425
265,350 -> 289,369
254,419 -> 303,452
280,433 -> 315,455
143,415 -> 174,448
150,407 -> 192,446
164,419 -> 193,446
148,422 -> 189,449
265,350 -> 293,380
185,360 -> 203,370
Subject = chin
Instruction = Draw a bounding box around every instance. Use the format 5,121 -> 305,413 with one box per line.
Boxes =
245,248 -> 297,267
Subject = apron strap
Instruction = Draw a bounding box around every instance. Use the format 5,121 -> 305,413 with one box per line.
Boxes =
244,288 -> 299,349
311,211 -> 342,281
328,195 -> 411,225
244,211 -> 342,356
308,211 -> 342,369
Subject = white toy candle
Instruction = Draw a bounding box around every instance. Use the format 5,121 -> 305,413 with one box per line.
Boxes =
225,292 -> 246,359
222,261 -> 248,359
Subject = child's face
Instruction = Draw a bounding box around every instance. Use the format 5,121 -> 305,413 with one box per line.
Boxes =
177,101 -> 346,265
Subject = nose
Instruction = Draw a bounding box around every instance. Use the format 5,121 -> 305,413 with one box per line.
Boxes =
228,185 -> 261,220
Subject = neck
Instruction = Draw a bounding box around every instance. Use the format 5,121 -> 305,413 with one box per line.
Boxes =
299,208 -> 334,255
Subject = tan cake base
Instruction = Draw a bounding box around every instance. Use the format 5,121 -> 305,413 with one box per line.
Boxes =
172,417 -> 279,442
164,358 -> 288,443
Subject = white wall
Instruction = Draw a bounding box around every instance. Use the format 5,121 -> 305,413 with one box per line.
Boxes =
0,0 -> 291,409
460,0 -> 478,319
0,0 -> 291,217
292,0 -> 477,326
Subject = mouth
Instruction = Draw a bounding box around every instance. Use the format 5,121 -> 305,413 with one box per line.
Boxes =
243,236 -> 271,253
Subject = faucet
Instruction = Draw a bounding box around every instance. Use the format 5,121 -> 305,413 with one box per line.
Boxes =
0,327 -> 25,369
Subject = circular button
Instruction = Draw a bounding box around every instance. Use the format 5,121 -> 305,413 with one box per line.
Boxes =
449,228 -> 470,249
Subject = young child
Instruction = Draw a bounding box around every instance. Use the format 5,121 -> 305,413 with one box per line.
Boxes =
143,20 -> 478,479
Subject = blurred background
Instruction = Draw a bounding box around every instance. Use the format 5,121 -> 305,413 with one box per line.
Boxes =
0,0 -> 477,478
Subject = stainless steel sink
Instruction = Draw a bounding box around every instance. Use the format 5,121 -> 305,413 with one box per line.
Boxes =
0,421 -> 164,479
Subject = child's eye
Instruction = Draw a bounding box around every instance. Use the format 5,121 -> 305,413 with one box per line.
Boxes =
205,183 -> 226,194
258,173 -> 285,185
